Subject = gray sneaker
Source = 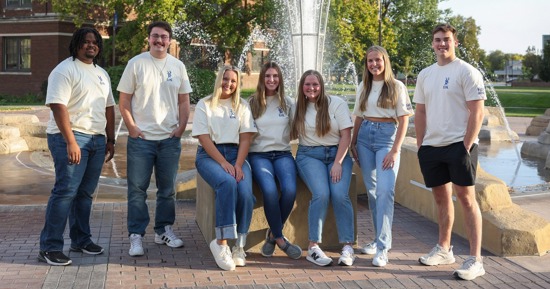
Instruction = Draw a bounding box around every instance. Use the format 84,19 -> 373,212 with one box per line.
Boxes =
279,238 -> 302,260
453,256 -> 485,280
360,241 -> 377,255
419,244 -> 456,266
261,229 -> 276,257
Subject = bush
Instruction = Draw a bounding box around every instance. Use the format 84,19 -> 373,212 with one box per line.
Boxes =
187,66 -> 216,104
105,65 -> 126,102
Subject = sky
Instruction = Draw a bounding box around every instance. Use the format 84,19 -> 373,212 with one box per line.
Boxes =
439,0 -> 550,55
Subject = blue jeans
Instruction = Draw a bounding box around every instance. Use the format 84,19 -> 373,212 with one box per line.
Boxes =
126,136 -> 181,236
195,144 -> 256,244
248,151 -> 297,239
356,120 -> 399,251
295,145 -> 354,243
40,132 -> 106,252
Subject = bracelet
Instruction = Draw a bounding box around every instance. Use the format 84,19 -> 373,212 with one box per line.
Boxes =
107,139 -> 116,145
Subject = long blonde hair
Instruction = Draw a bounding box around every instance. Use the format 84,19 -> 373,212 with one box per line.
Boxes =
249,61 -> 287,119
358,45 -> 398,112
290,70 -> 331,139
208,65 -> 242,110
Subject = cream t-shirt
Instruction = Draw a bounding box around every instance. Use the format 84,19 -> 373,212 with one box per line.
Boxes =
413,58 -> 487,147
192,97 -> 257,144
249,95 -> 294,152
46,57 -> 115,135
353,80 -> 413,119
117,52 -> 193,140
299,95 -> 353,146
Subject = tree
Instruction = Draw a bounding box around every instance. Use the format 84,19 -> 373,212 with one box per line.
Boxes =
486,50 -> 506,72
325,0 -> 381,79
39,0 -> 278,66
522,46 -> 541,81
539,43 -> 550,82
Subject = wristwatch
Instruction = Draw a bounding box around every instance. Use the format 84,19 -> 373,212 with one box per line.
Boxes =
107,139 -> 116,145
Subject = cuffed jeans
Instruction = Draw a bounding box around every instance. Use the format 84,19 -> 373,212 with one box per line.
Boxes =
295,145 -> 354,243
195,144 -> 255,245
127,136 -> 181,236
356,120 -> 399,251
40,132 -> 105,252
248,151 -> 297,239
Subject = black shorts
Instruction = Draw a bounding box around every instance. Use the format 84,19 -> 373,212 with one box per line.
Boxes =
417,141 -> 478,188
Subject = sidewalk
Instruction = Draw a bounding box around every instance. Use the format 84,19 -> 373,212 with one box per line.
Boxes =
0,197 -> 549,289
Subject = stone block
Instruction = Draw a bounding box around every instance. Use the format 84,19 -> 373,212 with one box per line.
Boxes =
0,114 -> 39,125
17,122 -> 47,137
195,173 -> 358,252
22,136 -> 48,151
0,125 -> 21,140
521,141 -> 550,159
0,138 -> 29,154
538,132 -> 550,145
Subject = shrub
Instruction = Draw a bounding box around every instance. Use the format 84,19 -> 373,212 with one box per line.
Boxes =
105,65 -> 126,102
187,66 -> 216,104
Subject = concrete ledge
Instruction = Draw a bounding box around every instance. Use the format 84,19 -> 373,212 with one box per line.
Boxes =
521,141 -> 550,159
195,173 -> 357,252
396,137 -> 550,256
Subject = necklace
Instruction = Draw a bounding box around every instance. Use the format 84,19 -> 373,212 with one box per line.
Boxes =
150,54 -> 168,78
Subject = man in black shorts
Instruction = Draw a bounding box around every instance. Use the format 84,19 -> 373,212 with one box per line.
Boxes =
413,23 -> 486,281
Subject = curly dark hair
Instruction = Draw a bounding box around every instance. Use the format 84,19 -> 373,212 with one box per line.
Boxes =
69,27 -> 103,66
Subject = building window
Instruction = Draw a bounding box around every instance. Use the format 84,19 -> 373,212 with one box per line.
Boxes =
6,0 -> 32,7
3,37 -> 31,72
250,48 -> 269,73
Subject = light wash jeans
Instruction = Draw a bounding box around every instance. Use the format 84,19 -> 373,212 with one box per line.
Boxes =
355,119 -> 399,251
126,136 -> 181,236
40,132 -> 106,252
195,144 -> 256,246
248,151 -> 297,239
295,145 -> 354,243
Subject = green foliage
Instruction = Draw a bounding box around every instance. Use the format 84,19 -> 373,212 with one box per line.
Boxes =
492,87 -> 550,116
522,47 -> 541,81
539,43 -> 550,82
105,65 -> 126,102
0,94 -> 43,105
187,66 -> 216,104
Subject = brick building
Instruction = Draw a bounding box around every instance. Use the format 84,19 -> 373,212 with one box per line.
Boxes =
0,1 -> 111,97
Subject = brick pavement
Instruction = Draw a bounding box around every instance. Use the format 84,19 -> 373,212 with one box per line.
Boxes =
0,196 -> 549,289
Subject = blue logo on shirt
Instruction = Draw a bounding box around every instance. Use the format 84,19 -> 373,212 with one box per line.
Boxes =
443,77 -> 449,89
98,75 -> 106,85
229,109 -> 236,119
277,106 -> 285,117
167,71 -> 173,82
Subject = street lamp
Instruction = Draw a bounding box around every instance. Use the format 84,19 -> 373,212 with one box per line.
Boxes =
378,0 -> 382,45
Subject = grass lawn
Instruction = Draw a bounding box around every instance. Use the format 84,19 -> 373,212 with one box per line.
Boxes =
491,86 -> 550,117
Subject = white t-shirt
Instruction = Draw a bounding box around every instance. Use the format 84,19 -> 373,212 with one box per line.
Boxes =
353,79 -> 413,119
46,57 -> 115,135
192,97 -> 257,144
249,95 -> 294,152
299,95 -> 353,146
117,52 -> 193,140
413,58 -> 487,147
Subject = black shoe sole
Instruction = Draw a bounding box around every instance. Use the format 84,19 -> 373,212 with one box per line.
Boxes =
37,254 -> 72,266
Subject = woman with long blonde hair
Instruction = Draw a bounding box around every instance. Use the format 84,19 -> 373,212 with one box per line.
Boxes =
248,62 -> 301,260
291,70 -> 355,267
192,65 -> 257,271
350,45 -> 413,267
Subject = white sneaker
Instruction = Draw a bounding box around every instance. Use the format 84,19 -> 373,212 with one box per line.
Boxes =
209,240 -> 235,271
306,245 -> 333,266
338,245 -> 355,266
129,234 -> 144,256
372,249 -> 388,267
360,241 -> 377,255
232,246 -> 247,267
419,244 -> 456,266
453,256 -> 485,280
154,225 -> 184,248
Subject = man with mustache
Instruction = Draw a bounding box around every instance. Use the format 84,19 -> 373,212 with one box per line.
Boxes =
118,21 -> 192,257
